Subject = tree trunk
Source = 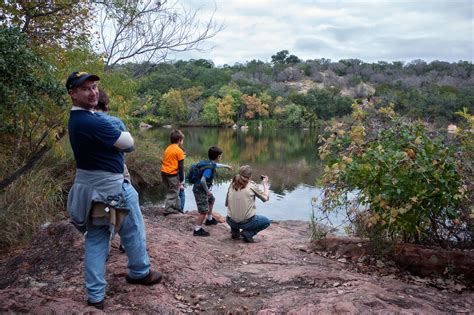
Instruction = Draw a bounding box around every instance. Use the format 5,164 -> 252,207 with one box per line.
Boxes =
0,130 -> 66,191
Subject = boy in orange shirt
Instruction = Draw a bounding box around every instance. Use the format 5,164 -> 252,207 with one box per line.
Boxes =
161,130 -> 185,215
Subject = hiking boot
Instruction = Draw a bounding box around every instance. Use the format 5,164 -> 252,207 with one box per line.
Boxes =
87,299 -> 104,310
231,232 -> 241,239
205,217 -> 219,225
241,232 -> 255,243
193,228 -> 210,237
126,270 -> 162,286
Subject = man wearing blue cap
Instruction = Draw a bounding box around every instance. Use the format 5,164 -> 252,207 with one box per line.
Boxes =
65,72 -> 162,310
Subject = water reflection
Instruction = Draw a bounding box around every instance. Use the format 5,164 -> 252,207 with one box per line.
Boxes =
140,127 -> 327,221
143,127 -> 324,192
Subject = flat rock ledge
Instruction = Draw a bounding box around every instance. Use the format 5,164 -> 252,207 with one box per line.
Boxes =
313,237 -> 474,279
0,210 -> 472,314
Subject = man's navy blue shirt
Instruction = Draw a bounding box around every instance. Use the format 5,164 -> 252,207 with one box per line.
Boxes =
68,110 -> 124,173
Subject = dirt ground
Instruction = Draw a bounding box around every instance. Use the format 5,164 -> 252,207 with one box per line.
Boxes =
0,207 -> 472,314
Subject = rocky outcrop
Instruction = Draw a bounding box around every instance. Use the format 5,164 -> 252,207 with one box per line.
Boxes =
139,122 -> 152,129
312,237 -> 474,279
393,243 -> 474,278
0,209 -> 472,313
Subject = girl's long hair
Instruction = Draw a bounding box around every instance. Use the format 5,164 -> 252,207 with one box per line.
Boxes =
231,165 -> 252,191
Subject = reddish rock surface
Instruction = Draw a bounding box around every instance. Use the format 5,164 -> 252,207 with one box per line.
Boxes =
313,237 -> 474,279
393,243 -> 474,278
0,208 -> 472,314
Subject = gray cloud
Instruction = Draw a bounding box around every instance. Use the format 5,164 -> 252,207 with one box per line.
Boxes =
179,0 -> 473,65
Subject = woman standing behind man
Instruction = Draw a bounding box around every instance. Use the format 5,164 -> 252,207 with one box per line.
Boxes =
225,165 -> 271,243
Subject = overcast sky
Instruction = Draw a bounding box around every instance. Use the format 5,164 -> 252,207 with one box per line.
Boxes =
172,0 -> 473,65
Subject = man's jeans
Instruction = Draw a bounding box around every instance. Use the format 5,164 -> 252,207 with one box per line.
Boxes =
226,215 -> 271,238
85,182 -> 150,303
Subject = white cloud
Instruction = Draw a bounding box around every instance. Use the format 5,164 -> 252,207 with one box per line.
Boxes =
174,0 -> 473,65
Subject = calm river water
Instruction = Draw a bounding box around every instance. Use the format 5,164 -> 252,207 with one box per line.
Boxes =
139,127 -> 343,225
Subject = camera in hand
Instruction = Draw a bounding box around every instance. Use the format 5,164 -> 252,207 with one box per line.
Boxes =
260,175 -> 265,180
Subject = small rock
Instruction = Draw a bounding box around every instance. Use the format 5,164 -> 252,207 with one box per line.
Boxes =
239,288 -> 246,293
242,261 -> 248,265
337,290 -> 344,294
333,282 -> 341,287
175,294 -> 184,301
337,258 -> 347,263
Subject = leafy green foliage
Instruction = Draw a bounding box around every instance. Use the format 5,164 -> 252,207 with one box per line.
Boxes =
201,96 -> 220,125
159,89 -> 187,122
271,50 -> 301,64
1,0 -> 93,47
318,104 -> 471,247
375,82 -> 474,123
0,27 -> 68,176
291,88 -> 352,120
284,104 -> 304,127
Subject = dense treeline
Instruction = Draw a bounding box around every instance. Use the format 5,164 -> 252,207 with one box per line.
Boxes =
115,53 -> 473,128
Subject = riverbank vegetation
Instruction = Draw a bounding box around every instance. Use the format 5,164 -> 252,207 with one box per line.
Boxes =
314,105 -> 473,249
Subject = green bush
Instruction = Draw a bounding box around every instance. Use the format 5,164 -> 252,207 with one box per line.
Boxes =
318,104 -> 472,247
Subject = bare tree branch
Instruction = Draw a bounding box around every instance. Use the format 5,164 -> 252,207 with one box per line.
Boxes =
96,0 -> 223,72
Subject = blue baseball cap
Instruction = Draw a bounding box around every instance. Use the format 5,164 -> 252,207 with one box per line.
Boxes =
66,71 -> 100,91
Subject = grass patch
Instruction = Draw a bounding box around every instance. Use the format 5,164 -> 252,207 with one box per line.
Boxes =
0,160 -> 74,250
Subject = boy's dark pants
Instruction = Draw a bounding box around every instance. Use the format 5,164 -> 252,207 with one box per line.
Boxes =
162,173 -> 181,214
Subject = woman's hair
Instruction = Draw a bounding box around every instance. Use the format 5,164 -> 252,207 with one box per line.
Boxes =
97,88 -> 109,112
231,165 -> 252,191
